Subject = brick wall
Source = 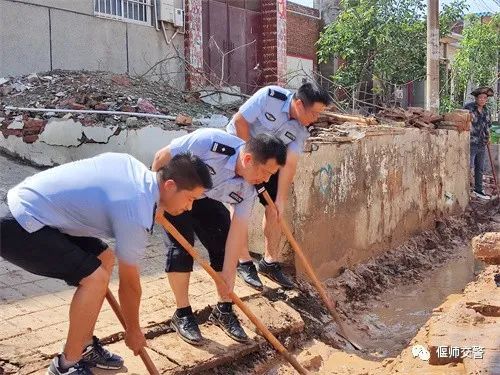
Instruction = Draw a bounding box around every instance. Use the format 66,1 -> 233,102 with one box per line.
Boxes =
261,0 -> 279,84
286,2 -> 320,64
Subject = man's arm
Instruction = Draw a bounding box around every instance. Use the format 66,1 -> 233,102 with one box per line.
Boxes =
274,149 -> 299,217
233,112 -> 252,142
118,261 -> 147,355
151,146 -> 172,172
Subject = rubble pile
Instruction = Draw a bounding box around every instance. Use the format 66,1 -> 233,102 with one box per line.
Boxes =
0,70 -> 230,130
376,106 -> 471,131
311,107 -> 471,145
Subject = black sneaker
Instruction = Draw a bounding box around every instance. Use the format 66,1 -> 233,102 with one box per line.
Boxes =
47,355 -> 93,375
237,261 -> 264,291
257,259 -> 295,289
209,305 -> 249,343
81,336 -> 123,370
170,312 -> 203,346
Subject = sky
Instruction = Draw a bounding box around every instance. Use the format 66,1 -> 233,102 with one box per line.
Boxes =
289,0 -> 500,14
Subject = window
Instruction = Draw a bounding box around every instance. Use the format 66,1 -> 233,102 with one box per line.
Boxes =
94,0 -> 153,25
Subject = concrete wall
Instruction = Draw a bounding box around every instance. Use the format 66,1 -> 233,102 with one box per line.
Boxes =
0,119 -> 188,167
0,1 -> 51,77
250,128 -> 470,280
0,0 -> 185,88
0,119 -> 470,281
20,0 -> 94,14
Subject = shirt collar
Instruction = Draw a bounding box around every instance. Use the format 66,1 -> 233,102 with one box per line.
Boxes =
224,142 -> 244,174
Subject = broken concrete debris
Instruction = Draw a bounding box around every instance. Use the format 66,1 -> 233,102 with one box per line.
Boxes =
0,70 -> 231,145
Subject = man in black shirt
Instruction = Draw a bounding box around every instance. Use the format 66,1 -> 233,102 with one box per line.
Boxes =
464,86 -> 494,200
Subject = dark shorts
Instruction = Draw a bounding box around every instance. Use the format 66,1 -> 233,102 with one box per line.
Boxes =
164,197 -> 230,273
258,171 -> 279,206
0,206 -> 108,286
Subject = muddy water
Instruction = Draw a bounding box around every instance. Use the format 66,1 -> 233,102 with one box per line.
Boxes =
358,244 -> 485,357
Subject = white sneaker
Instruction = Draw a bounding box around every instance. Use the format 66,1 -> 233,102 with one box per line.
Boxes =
46,355 -> 93,375
474,190 -> 491,200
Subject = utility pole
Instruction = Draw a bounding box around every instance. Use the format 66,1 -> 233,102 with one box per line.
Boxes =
426,0 -> 440,112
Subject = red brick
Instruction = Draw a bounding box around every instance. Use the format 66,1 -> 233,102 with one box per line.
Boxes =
94,103 -> 109,111
111,74 -> 131,87
23,118 -> 46,136
175,114 -> 193,126
120,105 -> 136,113
69,102 -> 86,110
1,128 -> 23,137
23,135 -> 39,143
286,10 -> 320,62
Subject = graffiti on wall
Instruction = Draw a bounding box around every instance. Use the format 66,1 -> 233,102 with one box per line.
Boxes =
317,163 -> 335,197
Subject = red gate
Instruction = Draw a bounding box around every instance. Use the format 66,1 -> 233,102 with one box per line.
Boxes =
202,0 -> 262,94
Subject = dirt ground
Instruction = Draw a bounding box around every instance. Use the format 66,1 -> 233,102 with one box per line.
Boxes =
204,198 -> 499,374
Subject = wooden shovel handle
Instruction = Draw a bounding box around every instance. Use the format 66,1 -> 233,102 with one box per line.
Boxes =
105,289 -> 160,375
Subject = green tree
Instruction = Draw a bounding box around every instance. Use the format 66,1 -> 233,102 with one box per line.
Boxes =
317,0 -> 466,93
452,14 -> 500,100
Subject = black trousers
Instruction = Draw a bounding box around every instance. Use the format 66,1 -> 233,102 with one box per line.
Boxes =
164,198 -> 231,272
0,205 -> 107,286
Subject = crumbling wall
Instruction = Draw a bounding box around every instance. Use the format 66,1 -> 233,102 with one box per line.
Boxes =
249,128 -> 470,280
0,118 -> 188,167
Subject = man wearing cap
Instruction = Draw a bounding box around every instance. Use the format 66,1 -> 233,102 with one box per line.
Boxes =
0,152 -> 212,375
227,82 -> 332,291
464,86 -> 494,200
152,128 -> 287,345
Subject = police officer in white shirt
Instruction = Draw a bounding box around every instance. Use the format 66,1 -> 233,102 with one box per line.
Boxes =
227,82 -> 332,290
152,128 -> 287,345
1,153 -> 212,375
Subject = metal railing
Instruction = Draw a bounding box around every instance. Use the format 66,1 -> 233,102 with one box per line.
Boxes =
94,0 -> 152,25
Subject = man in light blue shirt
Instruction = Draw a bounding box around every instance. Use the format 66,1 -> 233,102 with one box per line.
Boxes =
227,82 -> 332,290
152,128 -> 287,345
1,152 -> 212,375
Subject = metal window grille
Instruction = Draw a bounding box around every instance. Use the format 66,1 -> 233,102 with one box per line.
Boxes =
94,0 -> 152,25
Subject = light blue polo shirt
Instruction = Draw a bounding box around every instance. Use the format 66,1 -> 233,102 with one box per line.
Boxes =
7,153 -> 159,265
226,85 -> 310,154
169,128 -> 257,219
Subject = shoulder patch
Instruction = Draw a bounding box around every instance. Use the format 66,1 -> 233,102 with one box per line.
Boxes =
285,131 -> 296,141
211,142 -> 235,156
268,88 -> 288,101
229,192 -> 243,203
265,112 -> 276,122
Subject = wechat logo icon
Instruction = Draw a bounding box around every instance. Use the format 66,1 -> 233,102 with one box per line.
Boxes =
412,344 -> 430,361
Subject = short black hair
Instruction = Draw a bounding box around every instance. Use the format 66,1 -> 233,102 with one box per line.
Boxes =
157,153 -> 213,191
294,82 -> 332,107
245,134 -> 287,166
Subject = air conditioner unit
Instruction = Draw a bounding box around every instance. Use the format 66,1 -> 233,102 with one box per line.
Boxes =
174,8 -> 184,27
158,0 -> 175,23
